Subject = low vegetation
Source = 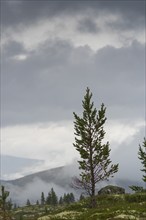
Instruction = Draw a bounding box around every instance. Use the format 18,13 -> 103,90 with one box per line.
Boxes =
1,192 -> 146,220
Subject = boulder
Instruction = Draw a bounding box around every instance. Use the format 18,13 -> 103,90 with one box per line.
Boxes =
98,185 -> 125,195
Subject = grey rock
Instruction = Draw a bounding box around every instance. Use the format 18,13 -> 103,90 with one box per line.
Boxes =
98,185 -> 125,195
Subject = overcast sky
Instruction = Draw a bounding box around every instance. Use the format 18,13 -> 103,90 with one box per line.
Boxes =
1,0 -> 146,181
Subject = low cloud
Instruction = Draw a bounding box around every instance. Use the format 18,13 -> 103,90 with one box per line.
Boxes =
111,125 -> 145,182
2,120 -> 144,185
5,179 -> 75,206
4,153 -> 144,206
4,163 -> 80,206
1,121 -> 76,162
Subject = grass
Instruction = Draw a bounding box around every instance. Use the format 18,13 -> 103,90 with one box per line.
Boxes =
7,193 -> 146,220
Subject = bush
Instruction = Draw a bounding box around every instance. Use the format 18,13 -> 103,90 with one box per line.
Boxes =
96,194 -> 124,204
125,193 -> 146,203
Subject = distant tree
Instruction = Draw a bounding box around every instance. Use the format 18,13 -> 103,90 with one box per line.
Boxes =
7,198 -> 13,210
62,193 -> 67,204
79,193 -> 85,201
36,200 -> 39,205
14,203 -> 17,209
63,193 -> 75,204
59,196 -> 63,205
26,199 -> 31,206
46,192 -> 52,205
51,188 -> 58,206
46,188 -> 58,206
73,87 -> 119,208
138,138 -> 146,183
41,192 -> 45,205
69,193 -> 75,203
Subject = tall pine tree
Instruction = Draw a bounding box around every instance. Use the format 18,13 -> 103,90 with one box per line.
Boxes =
138,138 -> 146,183
73,87 -> 118,208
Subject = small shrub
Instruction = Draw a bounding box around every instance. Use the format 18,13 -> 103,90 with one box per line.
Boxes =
125,193 -> 146,203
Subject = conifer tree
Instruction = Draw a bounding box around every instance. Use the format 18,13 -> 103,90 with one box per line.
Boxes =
79,193 -> 85,201
50,188 -> 58,206
26,199 -> 31,206
46,192 -> 52,205
69,193 -> 75,203
7,199 -> 13,210
138,138 -> 146,183
0,186 -> 10,212
14,203 -> 17,209
46,188 -> 58,206
129,138 -> 146,193
62,193 -> 75,204
73,87 -> 118,208
36,200 -> 39,205
0,185 -> 11,219
41,192 -> 45,205
63,193 -> 67,204
59,196 -> 63,205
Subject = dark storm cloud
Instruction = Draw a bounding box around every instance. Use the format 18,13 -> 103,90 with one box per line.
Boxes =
2,0 -> 145,32
1,1 -> 145,127
77,18 -> 100,33
1,38 -> 145,126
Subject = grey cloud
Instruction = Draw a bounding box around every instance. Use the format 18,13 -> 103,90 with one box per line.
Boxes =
77,18 -> 100,33
92,41 -> 145,120
107,12 -> 145,32
2,1 -> 145,32
2,40 -> 26,57
111,125 -> 145,182
93,41 -> 145,87
1,1 -> 90,28
1,38 -> 145,126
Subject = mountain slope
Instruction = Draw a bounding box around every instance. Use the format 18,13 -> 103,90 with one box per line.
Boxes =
1,165 -> 144,206
6,166 -> 71,187
1,165 -> 77,205
1,154 -> 44,180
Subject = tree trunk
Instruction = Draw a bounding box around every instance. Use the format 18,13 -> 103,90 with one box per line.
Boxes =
91,186 -> 96,208
90,195 -> 96,208
90,141 -> 96,208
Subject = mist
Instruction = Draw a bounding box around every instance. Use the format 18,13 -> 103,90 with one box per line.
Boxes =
3,156 -> 144,206
5,179 -> 77,206
3,162 -> 80,206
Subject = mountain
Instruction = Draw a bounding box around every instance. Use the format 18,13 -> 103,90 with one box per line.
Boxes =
5,166 -> 71,187
1,165 -> 144,206
1,155 -> 44,180
1,165 -> 77,206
